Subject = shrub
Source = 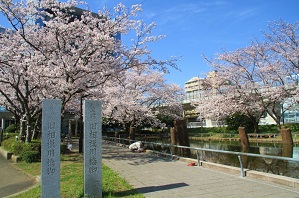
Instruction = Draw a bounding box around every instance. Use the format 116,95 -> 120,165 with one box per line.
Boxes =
61,144 -> 68,154
22,151 -> 40,163
285,123 -> 299,132
10,141 -> 24,156
258,124 -> 279,133
1,137 -> 41,162
20,142 -> 41,158
5,124 -> 17,133
1,137 -> 15,150
27,140 -> 41,153
225,113 -> 254,132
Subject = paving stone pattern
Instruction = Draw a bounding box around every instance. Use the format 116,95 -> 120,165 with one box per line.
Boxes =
102,141 -> 299,198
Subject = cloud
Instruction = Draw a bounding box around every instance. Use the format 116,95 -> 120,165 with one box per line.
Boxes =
140,1 -> 238,30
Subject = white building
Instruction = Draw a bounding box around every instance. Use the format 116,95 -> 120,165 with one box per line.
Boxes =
183,72 -> 279,128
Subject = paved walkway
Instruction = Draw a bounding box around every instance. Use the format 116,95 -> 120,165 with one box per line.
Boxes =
0,155 -> 36,198
102,141 -> 299,198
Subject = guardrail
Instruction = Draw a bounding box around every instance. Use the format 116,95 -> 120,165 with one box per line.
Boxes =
175,144 -> 299,177
103,136 -> 299,177
188,133 -> 299,140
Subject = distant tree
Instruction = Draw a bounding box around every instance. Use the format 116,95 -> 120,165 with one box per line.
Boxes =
102,68 -> 183,133
195,20 -> 299,131
225,112 -> 254,133
157,114 -> 175,127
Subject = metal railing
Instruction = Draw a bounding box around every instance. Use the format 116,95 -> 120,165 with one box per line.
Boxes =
187,133 -> 299,140
174,144 -> 299,177
103,136 -> 299,177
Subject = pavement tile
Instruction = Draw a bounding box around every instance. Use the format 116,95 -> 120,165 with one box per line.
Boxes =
102,141 -> 299,198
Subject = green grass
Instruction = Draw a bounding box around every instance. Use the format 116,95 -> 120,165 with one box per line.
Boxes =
12,153 -> 144,198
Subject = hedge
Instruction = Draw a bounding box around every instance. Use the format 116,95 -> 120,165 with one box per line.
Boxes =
22,151 -> 40,163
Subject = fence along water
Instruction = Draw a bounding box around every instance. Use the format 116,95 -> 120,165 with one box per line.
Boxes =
105,136 -> 299,178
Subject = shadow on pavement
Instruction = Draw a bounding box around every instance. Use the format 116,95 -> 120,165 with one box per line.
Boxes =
134,182 -> 189,193
104,182 -> 189,197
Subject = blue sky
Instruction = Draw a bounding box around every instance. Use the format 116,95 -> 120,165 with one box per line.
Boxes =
1,0 -> 299,88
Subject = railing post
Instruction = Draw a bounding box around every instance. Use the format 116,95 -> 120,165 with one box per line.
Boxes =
196,150 -> 200,166
238,155 -> 245,177
169,144 -> 173,160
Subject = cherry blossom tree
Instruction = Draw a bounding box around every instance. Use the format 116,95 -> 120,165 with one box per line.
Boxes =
197,48 -> 272,133
261,20 -> 299,125
196,20 -> 299,131
100,68 -> 183,132
0,28 -> 46,141
0,0 -> 178,141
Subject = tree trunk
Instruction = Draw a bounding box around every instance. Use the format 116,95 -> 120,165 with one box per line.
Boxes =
32,113 -> 41,140
79,97 -> 84,153
19,120 -> 26,142
129,127 -> 135,141
253,122 -> 259,134
266,106 -> 281,130
247,114 -> 260,134
125,123 -> 130,134
114,130 -> 119,143
25,118 -> 32,143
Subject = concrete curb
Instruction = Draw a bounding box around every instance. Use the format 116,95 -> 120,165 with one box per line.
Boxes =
0,146 -> 13,160
0,146 -> 21,162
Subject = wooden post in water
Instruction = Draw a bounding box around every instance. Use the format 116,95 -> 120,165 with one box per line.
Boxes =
238,126 -> 250,169
280,126 -> 293,144
238,127 -> 250,148
170,127 -> 178,156
280,126 -> 293,157
282,143 -> 293,158
173,119 -> 191,157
